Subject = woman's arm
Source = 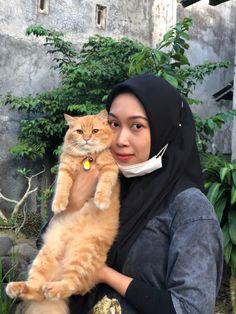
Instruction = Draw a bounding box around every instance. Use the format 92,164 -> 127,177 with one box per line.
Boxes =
97,266 -> 176,314
67,166 -> 98,211
96,196 -> 223,314
97,266 -> 133,297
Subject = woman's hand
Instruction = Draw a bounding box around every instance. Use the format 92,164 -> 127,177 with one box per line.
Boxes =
95,265 -> 133,297
67,166 -> 99,211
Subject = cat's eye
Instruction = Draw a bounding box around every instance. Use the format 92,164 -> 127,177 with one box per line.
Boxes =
76,129 -> 83,134
92,129 -> 99,134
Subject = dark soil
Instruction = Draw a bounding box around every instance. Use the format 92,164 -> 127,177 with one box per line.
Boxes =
215,264 -> 232,314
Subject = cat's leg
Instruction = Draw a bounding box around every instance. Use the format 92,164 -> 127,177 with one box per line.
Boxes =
52,163 -> 74,214
94,163 -> 118,210
42,240 -> 105,300
6,246 -> 60,301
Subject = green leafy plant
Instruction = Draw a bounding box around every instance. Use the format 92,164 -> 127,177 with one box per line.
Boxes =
26,24 -> 79,68
201,153 -> 236,312
195,110 -> 236,151
3,29 -> 143,161
2,18 -> 233,162
0,255 -> 17,314
129,17 -> 229,103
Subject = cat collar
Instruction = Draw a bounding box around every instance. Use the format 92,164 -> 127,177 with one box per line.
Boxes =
82,155 -> 93,171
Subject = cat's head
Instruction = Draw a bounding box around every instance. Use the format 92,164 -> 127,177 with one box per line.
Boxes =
63,110 -> 113,156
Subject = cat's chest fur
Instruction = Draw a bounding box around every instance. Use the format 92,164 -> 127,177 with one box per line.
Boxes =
60,149 -> 115,174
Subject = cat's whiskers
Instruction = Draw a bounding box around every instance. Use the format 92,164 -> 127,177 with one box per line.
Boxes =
71,144 -> 83,155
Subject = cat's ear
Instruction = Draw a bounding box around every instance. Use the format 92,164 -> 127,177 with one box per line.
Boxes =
97,110 -> 108,123
64,114 -> 75,127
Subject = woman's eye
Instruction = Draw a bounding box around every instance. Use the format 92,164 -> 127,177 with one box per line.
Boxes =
109,121 -> 119,128
131,123 -> 143,129
92,129 -> 99,134
76,129 -> 83,134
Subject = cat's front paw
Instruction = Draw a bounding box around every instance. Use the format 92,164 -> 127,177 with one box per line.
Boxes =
94,192 -> 110,210
52,198 -> 68,214
6,282 -> 28,299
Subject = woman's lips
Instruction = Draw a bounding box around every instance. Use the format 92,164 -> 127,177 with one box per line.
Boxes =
115,153 -> 134,162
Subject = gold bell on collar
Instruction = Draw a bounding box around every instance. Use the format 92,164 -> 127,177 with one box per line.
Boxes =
82,156 -> 93,171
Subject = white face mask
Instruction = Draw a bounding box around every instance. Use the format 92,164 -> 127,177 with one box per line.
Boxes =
118,144 -> 168,178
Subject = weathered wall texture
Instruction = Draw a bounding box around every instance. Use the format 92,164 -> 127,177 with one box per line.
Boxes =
177,0 -> 236,154
152,0 -> 177,45
232,44 -> 236,161
0,0 -> 154,96
0,0 -> 154,212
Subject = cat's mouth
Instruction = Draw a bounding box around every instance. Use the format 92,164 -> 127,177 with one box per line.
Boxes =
80,142 -> 93,148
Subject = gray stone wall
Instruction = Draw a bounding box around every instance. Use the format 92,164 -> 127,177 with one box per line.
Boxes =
177,0 -> 236,154
232,43 -> 236,161
152,0 -> 177,45
0,0 -> 154,96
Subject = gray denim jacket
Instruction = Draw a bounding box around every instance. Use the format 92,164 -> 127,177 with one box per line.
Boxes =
80,188 -> 223,314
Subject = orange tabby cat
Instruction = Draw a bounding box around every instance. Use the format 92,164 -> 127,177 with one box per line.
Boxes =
6,110 -> 120,314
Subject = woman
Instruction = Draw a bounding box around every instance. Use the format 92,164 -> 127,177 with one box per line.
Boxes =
68,73 -> 223,314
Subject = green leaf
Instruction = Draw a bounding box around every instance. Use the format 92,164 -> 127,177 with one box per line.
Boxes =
163,30 -> 173,42
172,53 -> 190,65
155,50 -> 165,63
230,246 -> 236,277
232,170 -> 236,186
163,73 -> 178,88
214,197 -> 227,223
225,240 -> 233,264
180,31 -> 189,40
204,181 -> 212,190
223,223 -> 230,248
207,182 -> 221,205
231,185 -> 236,205
220,167 -> 229,182
229,210 -> 236,244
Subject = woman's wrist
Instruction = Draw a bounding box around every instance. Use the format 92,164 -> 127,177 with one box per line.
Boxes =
99,266 -> 133,297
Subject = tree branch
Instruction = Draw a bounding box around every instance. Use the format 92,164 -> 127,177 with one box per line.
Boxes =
0,190 -> 18,205
0,169 -> 45,219
15,204 -> 27,235
0,209 -> 7,221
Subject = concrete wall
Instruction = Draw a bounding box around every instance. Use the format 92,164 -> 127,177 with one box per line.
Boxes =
0,0 -> 154,213
232,42 -> 236,161
0,0 -> 154,97
177,0 -> 236,154
152,0 -> 177,46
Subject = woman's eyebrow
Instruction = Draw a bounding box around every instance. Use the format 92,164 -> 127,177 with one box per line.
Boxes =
109,113 -> 148,121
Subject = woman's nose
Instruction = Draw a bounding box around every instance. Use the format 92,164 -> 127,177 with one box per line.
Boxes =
116,128 -> 130,146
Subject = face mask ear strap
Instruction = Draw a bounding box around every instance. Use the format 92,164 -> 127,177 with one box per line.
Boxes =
156,144 -> 168,159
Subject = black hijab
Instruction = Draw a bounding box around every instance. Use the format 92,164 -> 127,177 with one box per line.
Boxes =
105,74 -> 204,271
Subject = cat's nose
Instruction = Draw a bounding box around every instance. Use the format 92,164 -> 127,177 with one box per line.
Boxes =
83,137 -> 91,142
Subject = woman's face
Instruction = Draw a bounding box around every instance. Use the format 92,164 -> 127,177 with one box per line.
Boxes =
108,93 -> 151,165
